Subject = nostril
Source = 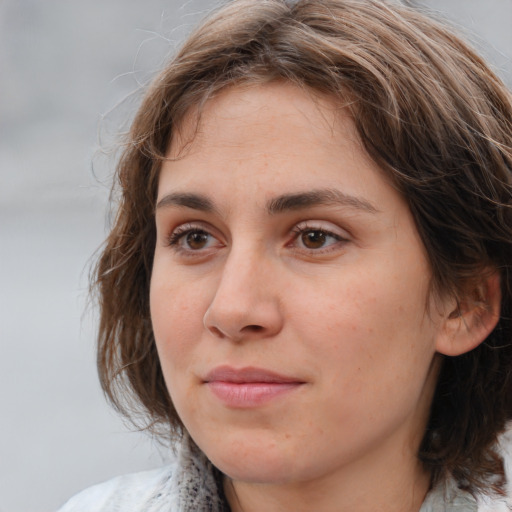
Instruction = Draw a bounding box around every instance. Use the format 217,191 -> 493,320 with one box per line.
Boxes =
206,324 -> 264,339
244,325 -> 264,332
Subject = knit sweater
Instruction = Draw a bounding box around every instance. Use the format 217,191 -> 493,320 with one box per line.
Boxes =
58,431 -> 512,512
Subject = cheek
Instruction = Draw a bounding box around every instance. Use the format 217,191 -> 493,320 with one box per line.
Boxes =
301,285 -> 437,439
291,264 -> 436,378
150,285 -> 209,423
150,278 -> 206,369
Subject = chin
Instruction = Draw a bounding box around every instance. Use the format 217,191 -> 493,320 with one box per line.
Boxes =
200,432 -> 304,484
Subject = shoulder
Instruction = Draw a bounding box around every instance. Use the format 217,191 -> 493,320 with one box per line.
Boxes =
56,434 -> 228,512
499,426 -> 512,488
475,426 -> 512,512
421,427 -> 512,512
57,464 -> 179,512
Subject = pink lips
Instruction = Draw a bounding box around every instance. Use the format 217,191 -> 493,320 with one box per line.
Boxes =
203,366 -> 304,408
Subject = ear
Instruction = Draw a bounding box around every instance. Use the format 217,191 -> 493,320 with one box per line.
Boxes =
435,271 -> 501,357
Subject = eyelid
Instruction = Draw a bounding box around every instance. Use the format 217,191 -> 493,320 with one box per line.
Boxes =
288,220 -> 350,253
165,221 -> 224,253
292,220 -> 350,238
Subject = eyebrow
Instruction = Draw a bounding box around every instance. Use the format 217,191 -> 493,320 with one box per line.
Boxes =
156,192 -> 218,214
155,188 -> 378,216
267,189 -> 378,215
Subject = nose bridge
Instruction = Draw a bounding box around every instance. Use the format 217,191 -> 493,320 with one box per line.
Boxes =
220,242 -> 260,294
204,240 -> 282,340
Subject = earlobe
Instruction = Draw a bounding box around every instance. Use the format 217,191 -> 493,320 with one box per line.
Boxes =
435,271 -> 501,357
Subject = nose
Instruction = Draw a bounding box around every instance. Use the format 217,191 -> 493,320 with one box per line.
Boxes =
203,247 -> 284,342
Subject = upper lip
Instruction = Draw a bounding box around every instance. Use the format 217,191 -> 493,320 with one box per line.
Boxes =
203,366 -> 303,384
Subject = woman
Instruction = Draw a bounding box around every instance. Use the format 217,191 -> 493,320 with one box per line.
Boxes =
59,0 -> 512,510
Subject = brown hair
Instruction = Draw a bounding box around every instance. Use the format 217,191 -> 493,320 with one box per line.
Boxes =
95,0 -> 512,494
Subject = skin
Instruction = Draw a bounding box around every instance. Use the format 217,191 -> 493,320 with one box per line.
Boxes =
150,82 -> 463,512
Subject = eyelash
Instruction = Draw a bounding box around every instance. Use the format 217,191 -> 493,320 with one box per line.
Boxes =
166,222 -> 348,256
289,223 -> 348,253
166,223 -> 218,252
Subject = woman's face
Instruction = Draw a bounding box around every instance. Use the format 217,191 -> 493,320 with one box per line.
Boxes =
151,83 -> 448,487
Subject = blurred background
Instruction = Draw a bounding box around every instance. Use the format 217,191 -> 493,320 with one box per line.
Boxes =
0,1 -> 510,511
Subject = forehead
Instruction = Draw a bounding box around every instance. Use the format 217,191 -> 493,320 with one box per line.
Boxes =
167,82 -> 362,161
158,82 -> 410,229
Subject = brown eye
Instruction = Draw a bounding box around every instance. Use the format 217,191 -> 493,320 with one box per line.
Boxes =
185,231 -> 210,250
292,225 -> 346,253
168,226 -> 218,252
301,230 -> 327,249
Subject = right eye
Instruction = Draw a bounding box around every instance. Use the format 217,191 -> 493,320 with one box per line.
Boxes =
167,224 -> 221,253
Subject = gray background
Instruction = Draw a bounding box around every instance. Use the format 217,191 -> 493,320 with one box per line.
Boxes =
1,1 -> 510,511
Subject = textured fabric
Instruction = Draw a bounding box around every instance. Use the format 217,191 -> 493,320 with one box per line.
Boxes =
57,436 -> 229,512
420,477 -> 478,512
58,431 -> 512,512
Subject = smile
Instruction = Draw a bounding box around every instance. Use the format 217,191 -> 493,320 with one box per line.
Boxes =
203,366 -> 305,408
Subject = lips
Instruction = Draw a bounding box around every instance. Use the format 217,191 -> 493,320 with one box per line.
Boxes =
203,366 -> 304,408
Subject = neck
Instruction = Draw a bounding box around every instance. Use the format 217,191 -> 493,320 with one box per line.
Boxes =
224,440 -> 431,512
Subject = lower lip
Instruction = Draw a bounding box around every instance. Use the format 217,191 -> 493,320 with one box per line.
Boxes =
206,381 -> 302,408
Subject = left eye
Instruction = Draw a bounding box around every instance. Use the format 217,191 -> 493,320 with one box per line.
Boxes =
300,229 -> 331,249
293,227 -> 345,250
